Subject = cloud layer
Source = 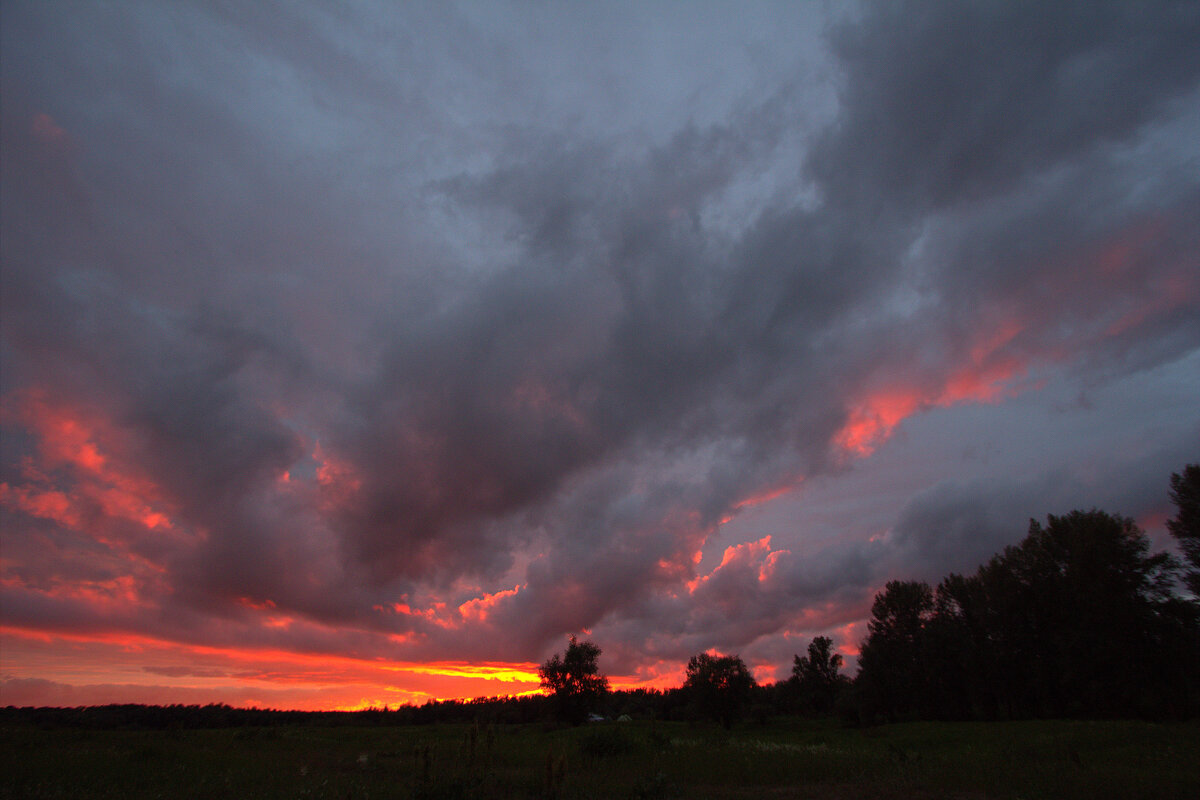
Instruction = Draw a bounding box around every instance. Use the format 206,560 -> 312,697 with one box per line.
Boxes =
3,0 -> 1198,703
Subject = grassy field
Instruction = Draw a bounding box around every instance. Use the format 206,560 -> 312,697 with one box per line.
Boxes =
2,717 -> 1197,799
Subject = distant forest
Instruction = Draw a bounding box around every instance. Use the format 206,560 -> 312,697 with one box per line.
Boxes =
5,465 -> 1198,730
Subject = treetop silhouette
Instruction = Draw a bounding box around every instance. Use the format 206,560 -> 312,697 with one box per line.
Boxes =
539,635 -> 609,725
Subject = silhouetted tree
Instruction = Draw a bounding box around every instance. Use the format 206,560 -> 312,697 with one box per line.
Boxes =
1168,464 -> 1200,596
855,580 -> 934,721
1015,511 -> 1181,715
539,636 -> 609,725
856,508 -> 1197,722
791,636 -> 849,714
683,652 -> 755,728
926,570 -> 1008,719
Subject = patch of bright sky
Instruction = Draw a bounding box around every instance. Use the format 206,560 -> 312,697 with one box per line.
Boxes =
720,344 -> 1200,575
456,1 -> 837,144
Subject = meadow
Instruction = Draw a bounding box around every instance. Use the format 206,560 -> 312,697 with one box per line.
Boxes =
2,717 -> 1197,799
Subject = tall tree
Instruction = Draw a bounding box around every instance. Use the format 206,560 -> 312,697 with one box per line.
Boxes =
539,636 -> 609,725
1006,511 -> 1185,715
925,572 -> 993,719
854,500 -> 1198,723
943,510 -> 1185,718
1168,464 -> 1200,596
683,652 -> 756,729
855,580 -> 934,721
792,636 -> 848,714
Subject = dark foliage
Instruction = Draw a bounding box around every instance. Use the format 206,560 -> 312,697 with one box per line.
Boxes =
853,506 -> 1200,722
539,636 -> 610,725
682,652 -> 756,729
856,580 -> 935,722
1168,464 -> 1200,596
790,635 -> 850,714
0,697 -> 553,730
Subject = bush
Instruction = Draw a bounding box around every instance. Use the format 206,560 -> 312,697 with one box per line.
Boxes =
578,726 -> 641,758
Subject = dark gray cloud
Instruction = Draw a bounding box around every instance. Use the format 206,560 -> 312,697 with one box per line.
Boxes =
815,0 -> 1200,209
2,0 -> 1198,695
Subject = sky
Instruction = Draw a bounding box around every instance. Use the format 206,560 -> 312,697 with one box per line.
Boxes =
2,0 -> 1199,711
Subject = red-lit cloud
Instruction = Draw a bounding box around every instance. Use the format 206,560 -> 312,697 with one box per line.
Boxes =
2,390 -> 177,535
835,318 -> 1033,457
2,0 -> 1197,709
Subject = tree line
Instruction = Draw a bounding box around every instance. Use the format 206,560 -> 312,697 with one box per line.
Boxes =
5,465 -> 1196,730
537,464 -> 1200,726
848,464 -> 1199,722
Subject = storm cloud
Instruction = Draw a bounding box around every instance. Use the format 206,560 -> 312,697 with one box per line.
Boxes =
2,0 -> 1198,701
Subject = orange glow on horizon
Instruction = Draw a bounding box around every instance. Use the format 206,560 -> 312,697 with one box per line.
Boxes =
0,619 -> 829,709
0,625 -> 550,709
395,663 -> 540,684
2,625 -> 492,693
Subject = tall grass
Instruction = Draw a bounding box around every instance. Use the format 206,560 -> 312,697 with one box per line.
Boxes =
2,718 -> 1196,799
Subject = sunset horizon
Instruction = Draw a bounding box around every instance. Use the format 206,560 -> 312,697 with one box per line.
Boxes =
3,1 -> 1199,712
